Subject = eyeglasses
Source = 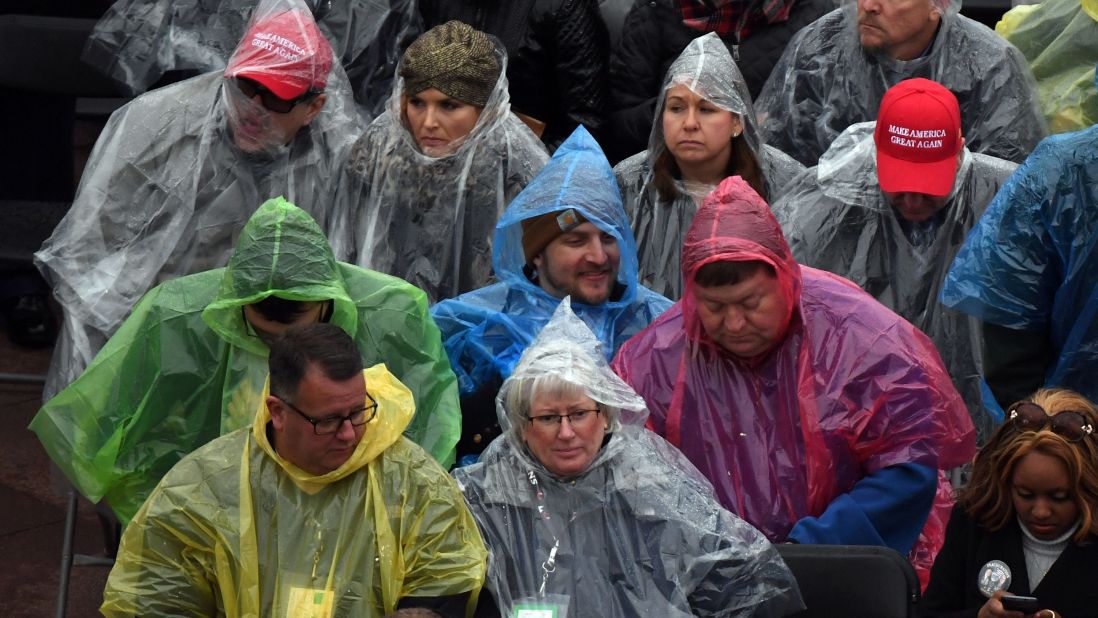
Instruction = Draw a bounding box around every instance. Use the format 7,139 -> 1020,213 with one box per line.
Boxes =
233,77 -> 319,114
279,390 -> 379,435
526,408 -> 601,430
1009,402 -> 1095,443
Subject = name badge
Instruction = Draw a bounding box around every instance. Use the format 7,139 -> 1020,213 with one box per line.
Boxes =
978,560 -> 1012,598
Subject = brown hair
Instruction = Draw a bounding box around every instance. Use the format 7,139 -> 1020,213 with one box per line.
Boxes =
958,388 -> 1098,544
694,259 -> 774,288
652,129 -> 767,203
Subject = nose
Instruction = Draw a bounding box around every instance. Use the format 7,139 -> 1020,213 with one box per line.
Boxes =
584,239 -> 609,265
557,416 -> 577,439
858,0 -> 879,13
423,105 -> 440,129
723,307 -> 746,332
335,417 -> 357,441
1031,498 -> 1053,520
683,107 -> 700,130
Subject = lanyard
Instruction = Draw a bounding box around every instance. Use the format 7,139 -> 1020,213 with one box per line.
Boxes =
526,469 -> 561,596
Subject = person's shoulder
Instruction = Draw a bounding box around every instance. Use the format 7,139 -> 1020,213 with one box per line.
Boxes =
616,300 -> 685,350
800,266 -> 906,330
948,14 -> 1020,53
159,428 -> 250,491
150,269 -> 225,313
431,282 -> 515,319
339,263 -> 430,307
376,437 -> 460,491
613,151 -> 649,179
793,8 -> 847,43
631,284 -> 674,315
968,152 -> 1019,182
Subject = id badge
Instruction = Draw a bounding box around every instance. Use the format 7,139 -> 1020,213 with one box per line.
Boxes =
285,586 -> 334,618
513,594 -> 569,618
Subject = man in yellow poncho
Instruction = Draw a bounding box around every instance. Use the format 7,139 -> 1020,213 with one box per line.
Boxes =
30,197 -> 462,525
102,323 -> 486,616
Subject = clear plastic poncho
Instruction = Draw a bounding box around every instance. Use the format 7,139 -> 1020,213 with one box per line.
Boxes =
83,0 -> 421,119
453,299 -> 803,617
612,176 -> 976,584
771,122 -> 1017,443
941,120 -> 1098,407
614,32 -> 805,299
101,364 -> 486,616
996,0 -> 1098,134
30,198 -> 462,524
430,126 -> 672,397
333,38 -> 549,303
756,3 -> 1047,166
36,0 -> 363,402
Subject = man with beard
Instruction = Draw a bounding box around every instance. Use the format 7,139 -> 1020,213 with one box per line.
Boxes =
755,0 -> 1045,166
431,126 -> 672,464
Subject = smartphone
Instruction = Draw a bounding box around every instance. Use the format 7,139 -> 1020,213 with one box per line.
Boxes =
1000,595 -> 1041,613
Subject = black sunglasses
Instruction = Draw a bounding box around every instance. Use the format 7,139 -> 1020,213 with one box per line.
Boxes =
1009,402 -> 1095,443
234,77 -> 319,114
278,389 -> 379,436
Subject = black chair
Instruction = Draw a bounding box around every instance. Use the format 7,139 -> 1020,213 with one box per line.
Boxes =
777,544 -> 920,618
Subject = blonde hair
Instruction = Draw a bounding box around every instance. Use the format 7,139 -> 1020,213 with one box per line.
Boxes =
959,388 -> 1098,544
502,374 -> 618,440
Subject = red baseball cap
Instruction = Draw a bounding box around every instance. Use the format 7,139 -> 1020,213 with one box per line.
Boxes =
224,9 -> 333,101
874,78 -> 963,197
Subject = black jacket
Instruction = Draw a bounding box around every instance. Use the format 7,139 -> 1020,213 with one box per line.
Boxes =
605,0 -> 832,162
922,504 -> 1098,618
420,0 -> 610,149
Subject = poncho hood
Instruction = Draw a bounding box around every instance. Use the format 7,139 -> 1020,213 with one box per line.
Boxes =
202,197 -> 359,356
494,126 -> 640,308
253,364 -> 414,494
681,176 -> 800,356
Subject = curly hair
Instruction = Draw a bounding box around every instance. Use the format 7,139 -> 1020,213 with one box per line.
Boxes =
958,388 -> 1098,544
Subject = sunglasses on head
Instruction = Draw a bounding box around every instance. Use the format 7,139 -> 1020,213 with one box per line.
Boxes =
1009,402 -> 1095,443
233,77 -> 318,113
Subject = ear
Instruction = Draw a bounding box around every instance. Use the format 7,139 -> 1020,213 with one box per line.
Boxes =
532,252 -> 545,272
730,113 -> 744,137
267,395 -> 287,431
303,93 -> 328,126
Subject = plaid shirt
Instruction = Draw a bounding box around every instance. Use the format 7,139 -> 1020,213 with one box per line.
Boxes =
677,0 -> 797,40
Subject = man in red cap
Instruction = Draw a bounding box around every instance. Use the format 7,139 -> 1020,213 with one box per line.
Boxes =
771,78 -> 1017,443
35,0 -> 364,403
223,8 -> 334,153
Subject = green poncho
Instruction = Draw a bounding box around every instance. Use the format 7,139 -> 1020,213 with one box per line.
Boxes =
30,197 -> 462,524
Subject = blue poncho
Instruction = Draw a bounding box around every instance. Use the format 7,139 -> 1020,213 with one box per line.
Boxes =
431,126 -> 671,397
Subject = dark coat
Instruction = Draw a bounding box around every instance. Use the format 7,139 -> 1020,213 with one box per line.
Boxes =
420,0 -> 610,149
922,503 -> 1098,618
605,0 -> 833,162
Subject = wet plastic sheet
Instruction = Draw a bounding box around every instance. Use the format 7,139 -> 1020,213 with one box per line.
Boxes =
101,365 -> 485,616
30,199 -> 462,524
941,121 -> 1098,406
996,0 -> 1098,134
453,299 -> 803,617
35,0 -> 363,401
756,5 -> 1046,165
771,122 -> 1017,442
614,32 -> 805,299
612,176 -> 976,583
334,39 -> 549,303
83,0 -> 421,119
430,126 -> 672,397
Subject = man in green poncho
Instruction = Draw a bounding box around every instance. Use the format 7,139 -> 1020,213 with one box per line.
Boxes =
102,323 -> 486,617
30,197 -> 462,525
